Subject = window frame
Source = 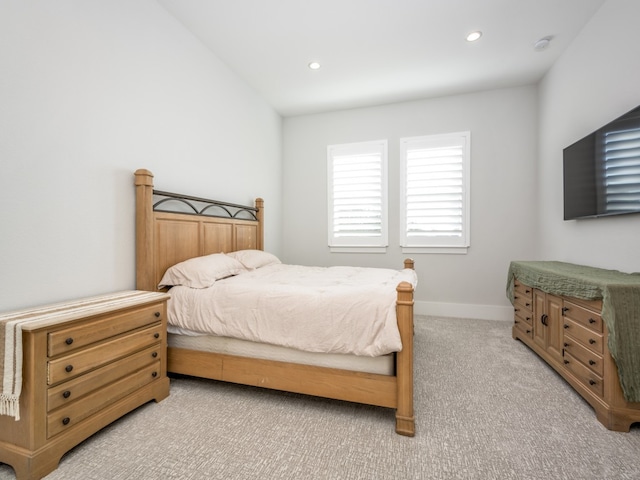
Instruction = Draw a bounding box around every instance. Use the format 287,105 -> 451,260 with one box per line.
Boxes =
327,139 -> 388,253
399,131 -> 471,254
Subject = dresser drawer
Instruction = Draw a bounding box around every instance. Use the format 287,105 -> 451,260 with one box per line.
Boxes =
514,316 -> 533,338
47,345 -> 162,411
513,280 -> 533,339
563,352 -> 604,398
513,280 -> 533,299
48,323 -> 163,385
514,310 -> 533,328
562,318 -> 604,354
563,300 -> 603,333
48,304 -> 163,356
47,361 -> 161,438
514,295 -> 533,314
513,297 -> 533,320
563,334 -> 604,376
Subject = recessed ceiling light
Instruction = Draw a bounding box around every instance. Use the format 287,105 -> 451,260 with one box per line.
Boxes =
466,31 -> 482,42
308,62 -> 321,70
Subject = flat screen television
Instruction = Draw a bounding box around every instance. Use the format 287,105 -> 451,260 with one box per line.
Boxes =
563,105 -> 640,220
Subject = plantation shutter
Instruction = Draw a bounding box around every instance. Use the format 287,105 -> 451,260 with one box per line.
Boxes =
400,132 -> 470,250
603,127 -> 640,214
328,140 -> 388,250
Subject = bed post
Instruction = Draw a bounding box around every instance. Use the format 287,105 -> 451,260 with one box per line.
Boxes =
395,280 -> 415,437
255,197 -> 264,251
135,169 -> 155,292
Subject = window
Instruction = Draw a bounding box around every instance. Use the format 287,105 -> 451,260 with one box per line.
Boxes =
327,140 -> 388,252
400,132 -> 470,253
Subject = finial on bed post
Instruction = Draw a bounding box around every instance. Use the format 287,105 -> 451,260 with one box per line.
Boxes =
255,197 -> 264,251
135,169 -> 155,291
404,258 -> 414,270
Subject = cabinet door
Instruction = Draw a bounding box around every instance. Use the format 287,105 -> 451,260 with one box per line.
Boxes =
532,290 -> 564,365
546,293 -> 564,364
533,290 -> 547,350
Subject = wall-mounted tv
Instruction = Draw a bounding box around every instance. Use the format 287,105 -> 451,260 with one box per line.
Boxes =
563,105 -> 640,220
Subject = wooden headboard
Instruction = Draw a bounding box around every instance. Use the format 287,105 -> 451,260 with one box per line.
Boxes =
134,169 -> 264,292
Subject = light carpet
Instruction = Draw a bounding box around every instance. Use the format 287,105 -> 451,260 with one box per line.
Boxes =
1,316 -> 639,479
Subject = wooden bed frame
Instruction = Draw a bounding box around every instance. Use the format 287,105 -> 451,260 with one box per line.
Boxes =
134,169 -> 415,436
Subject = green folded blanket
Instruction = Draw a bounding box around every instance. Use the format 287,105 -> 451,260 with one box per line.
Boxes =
506,261 -> 640,403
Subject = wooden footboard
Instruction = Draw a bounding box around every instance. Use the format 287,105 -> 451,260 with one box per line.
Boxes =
135,169 -> 415,436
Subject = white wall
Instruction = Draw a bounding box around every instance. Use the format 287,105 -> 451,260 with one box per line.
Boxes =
282,86 -> 539,319
0,1 -> 282,312
4,1 -> 634,319
538,0 -> 640,272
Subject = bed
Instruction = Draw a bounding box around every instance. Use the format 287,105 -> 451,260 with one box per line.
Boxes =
134,169 -> 416,436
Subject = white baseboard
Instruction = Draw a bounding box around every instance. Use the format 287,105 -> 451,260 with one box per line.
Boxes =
414,300 -> 513,322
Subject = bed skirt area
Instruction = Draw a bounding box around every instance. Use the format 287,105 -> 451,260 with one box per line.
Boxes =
168,333 -> 395,376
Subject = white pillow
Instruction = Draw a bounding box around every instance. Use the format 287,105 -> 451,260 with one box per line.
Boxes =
158,253 -> 246,289
226,250 -> 281,270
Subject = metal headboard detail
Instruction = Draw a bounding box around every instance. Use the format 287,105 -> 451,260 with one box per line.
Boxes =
152,190 -> 259,221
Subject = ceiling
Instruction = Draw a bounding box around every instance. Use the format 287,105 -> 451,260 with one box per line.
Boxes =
158,0 -> 605,117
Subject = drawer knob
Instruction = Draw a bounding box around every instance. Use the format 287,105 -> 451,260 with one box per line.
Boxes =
62,417 -> 71,426
564,324 -> 569,329
154,333 -> 160,339
589,380 -> 597,386
65,365 -> 74,373
526,329 -> 531,334
152,371 -> 158,378
564,360 -> 569,365
154,312 -> 161,318
589,360 -> 596,366
65,337 -> 74,345
63,390 -> 71,399
589,318 -> 596,324
564,343 -> 569,347
589,339 -> 596,345
152,352 -> 158,358
562,307 -> 569,314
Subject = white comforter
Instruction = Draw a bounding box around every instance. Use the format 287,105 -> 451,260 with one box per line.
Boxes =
167,264 -> 417,357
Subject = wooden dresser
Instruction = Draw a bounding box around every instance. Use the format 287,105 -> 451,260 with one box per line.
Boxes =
509,262 -> 640,431
0,290 -> 170,480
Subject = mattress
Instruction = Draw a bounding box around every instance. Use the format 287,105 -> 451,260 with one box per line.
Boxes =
167,263 -> 418,356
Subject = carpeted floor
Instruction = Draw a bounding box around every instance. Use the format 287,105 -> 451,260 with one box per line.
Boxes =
1,316 -> 639,479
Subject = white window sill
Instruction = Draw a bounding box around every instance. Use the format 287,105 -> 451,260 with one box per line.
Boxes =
402,246 -> 468,255
330,246 -> 388,253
